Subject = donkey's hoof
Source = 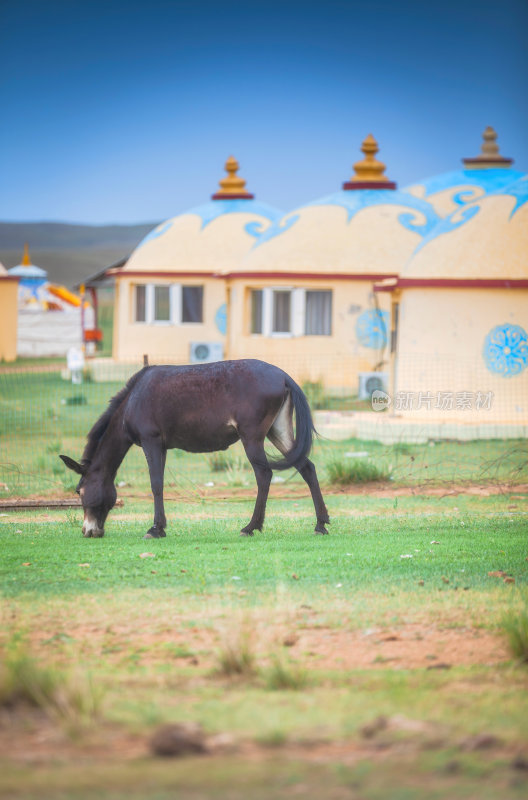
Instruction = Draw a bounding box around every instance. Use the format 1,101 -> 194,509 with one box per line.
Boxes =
144,527 -> 166,539
314,523 -> 329,535
240,528 -> 255,537
83,531 -> 93,538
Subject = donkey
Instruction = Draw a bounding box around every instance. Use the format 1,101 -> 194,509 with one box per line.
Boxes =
60,359 -> 330,539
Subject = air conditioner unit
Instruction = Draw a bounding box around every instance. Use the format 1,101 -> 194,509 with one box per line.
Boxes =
189,341 -> 224,364
358,371 -> 389,400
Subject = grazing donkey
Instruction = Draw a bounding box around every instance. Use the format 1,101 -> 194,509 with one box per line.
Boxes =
60,359 -> 329,539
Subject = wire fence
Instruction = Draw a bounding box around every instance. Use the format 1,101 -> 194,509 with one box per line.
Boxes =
0,355 -> 526,497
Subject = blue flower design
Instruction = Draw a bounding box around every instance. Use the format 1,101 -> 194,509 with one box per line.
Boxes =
356,309 -> 390,349
215,303 -> 227,335
483,324 -> 528,377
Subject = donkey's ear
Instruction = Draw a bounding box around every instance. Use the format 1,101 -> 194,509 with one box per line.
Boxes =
59,455 -> 86,475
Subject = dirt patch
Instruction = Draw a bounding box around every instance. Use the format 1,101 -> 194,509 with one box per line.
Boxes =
1,483 -> 527,515
289,622 -> 508,670
0,710 -> 524,772
21,612 -> 509,673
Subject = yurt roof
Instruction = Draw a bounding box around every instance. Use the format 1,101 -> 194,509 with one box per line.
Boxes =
118,157 -> 281,275
236,135 -> 440,278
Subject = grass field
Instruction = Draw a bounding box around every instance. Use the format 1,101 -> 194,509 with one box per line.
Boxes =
1,368 -> 527,497
1,366 -> 527,797
1,488 -> 527,799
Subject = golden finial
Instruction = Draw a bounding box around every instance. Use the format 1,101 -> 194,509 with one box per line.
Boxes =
343,134 -> 396,190
212,156 -> 254,200
22,242 -> 31,266
463,126 -> 513,169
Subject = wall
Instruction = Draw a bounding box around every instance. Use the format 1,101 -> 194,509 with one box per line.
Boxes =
227,277 -> 392,392
112,275 -> 227,362
0,278 -> 19,361
395,287 -> 528,422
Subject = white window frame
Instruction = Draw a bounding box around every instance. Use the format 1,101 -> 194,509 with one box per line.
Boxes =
250,287 -> 316,338
132,283 -> 204,326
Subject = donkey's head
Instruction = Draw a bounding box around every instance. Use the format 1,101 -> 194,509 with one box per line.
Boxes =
60,455 -> 117,538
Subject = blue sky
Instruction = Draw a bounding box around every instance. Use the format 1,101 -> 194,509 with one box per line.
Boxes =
1,0 -> 527,224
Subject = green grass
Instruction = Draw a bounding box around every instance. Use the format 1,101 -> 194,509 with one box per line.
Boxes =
502,606 -> 528,662
327,456 -> 392,484
1,369 -> 526,496
1,495 -> 526,597
0,493 -> 527,799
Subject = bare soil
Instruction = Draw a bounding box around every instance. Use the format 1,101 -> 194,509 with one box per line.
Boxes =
21,613 -> 508,673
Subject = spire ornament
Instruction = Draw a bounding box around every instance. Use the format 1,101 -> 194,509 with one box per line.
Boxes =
343,134 -> 396,190
463,126 -> 513,169
212,156 -> 254,200
22,242 -> 31,266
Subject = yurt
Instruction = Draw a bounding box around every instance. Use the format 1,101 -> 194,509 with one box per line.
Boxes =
224,136 -> 440,394
109,157 -> 281,363
381,174 -> 528,429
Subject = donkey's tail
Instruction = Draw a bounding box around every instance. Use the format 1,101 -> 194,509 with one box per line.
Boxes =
269,376 -> 315,471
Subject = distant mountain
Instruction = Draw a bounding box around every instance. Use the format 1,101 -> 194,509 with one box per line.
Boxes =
0,221 -> 159,287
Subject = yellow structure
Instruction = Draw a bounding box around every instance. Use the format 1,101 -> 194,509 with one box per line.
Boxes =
224,136 -> 440,391
0,262 -> 18,362
379,175 -> 528,424
110,158 -> 281,362
405,126 -> 522,217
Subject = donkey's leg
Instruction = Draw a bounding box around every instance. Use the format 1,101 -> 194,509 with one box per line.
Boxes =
142,437 -> 167,539
240,439 -> 272,536
298,459 -> 330,534
268,418 -> 330,535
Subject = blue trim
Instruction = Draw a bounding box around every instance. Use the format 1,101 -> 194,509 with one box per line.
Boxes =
408,168 -> 523,200
411,172 -> 528,254
503,176 -> 528,218
135,200 -> 282,251
187,199 -> 281,230
135,220 -> 174,250
253,189 -> 439,248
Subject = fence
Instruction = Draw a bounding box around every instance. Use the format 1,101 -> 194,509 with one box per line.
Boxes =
0,355 -> 527,497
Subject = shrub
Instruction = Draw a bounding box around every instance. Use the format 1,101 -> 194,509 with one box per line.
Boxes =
392,442 -> 414,456
208,452 -> 231,472
327,457 -> 391,485
0,644 -> 101,730
301,380 -> 328,410
214,632 -> 257,678
264,654 -> 309,691
502,608 -> 528,663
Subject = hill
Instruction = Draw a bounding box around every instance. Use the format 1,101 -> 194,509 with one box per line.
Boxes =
0,221 -> 158,287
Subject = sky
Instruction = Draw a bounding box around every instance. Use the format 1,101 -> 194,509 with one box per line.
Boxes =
1,0 -> 527,224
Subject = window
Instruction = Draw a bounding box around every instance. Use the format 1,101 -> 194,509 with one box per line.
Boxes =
133,284 -> 204,325
135,285 -> 146,322
305,290 -> 332,335
154,286 -> 170,322
272,291 -> 291,333
182,286 -> 203,323
249,287 -> 333,338
250,290 -> 263,334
